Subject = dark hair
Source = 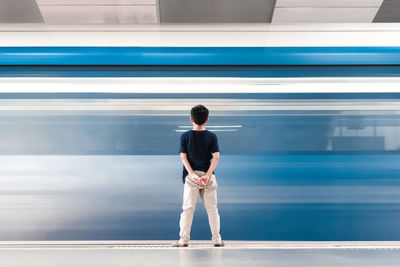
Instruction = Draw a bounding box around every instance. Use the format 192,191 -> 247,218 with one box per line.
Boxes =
191,104 -> 209,125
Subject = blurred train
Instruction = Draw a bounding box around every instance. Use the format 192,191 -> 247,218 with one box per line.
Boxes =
1,24 -> 400,241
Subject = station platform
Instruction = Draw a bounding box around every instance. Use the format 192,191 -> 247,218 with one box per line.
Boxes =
1,241 -> 400,267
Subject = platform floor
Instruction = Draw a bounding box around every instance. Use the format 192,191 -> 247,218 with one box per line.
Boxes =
1,241 -> 400,267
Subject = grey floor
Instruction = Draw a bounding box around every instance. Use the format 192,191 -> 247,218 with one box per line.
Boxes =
1,242 -> 400,267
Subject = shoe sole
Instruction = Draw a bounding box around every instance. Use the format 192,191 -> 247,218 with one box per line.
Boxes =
172,244 -> 188,247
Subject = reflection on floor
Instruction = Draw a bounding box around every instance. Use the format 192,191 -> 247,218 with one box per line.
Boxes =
1,241 -> 400,267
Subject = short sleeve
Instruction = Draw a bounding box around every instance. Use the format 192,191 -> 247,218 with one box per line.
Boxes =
211,134 -> 219,153
179,134 -> 188,153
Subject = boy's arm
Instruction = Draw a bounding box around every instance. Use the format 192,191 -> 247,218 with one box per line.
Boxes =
180,153 -> 195,175
180,153 -> 202,185
200,152 -> 220,186
206,152 -> 220,178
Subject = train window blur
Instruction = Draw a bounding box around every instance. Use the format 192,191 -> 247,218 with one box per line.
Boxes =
0,97 -> 399,154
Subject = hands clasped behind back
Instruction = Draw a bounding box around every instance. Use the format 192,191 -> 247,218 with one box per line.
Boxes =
188,172 -> 211,188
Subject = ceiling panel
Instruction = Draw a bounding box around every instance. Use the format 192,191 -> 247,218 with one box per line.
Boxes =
374,0 -> 400,22
272,7 -> 381,23
36,0 -> 158,24
272,0 -> 383,23
0,0 -> 44,23
159,0 -> 276,23
37,0 -> 156,5
276,0 -> 383,7
38,6 -> 157,24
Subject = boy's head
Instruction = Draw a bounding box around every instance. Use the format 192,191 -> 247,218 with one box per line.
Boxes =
190,104 -> 209,125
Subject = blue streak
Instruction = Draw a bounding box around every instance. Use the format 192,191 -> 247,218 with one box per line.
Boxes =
1,47 -> 400,65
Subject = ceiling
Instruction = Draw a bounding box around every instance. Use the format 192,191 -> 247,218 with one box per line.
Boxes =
0,0 -> 44,23
0,0 -> 399,24
272,0 -> 384,23
374,0 -> 400,22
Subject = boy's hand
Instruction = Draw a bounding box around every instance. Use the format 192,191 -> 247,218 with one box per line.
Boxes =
199,175 -> 210,187
189,173 -> 202,186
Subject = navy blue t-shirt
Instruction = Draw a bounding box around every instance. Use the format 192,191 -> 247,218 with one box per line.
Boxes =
179,129 -> 219,183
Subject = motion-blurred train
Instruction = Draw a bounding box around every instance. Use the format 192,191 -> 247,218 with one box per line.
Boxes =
1,24 -> 400,241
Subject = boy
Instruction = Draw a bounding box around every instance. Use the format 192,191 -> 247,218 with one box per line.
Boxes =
172,104 -> 224,247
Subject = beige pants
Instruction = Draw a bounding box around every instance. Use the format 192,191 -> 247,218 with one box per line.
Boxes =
179,170 -> 222,244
